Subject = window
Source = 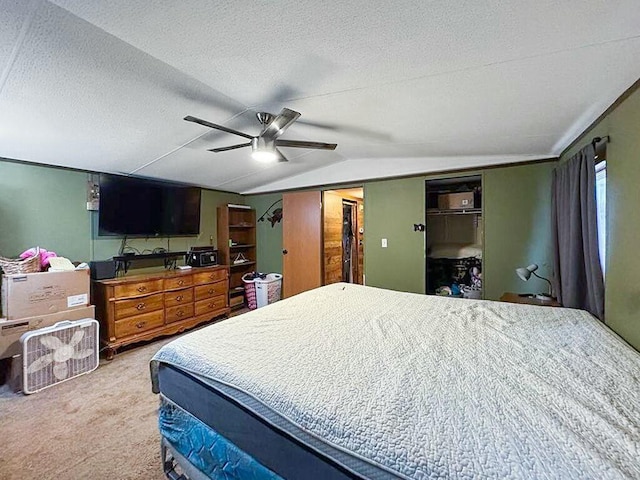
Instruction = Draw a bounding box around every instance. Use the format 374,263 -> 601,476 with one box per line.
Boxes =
595,161 -> 606,275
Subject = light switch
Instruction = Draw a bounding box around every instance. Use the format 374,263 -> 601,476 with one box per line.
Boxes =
381,238 -> 388,248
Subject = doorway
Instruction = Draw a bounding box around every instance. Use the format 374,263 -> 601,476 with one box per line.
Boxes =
323,188 -> 364,285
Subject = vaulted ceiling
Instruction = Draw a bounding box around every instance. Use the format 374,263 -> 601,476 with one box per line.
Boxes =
1,1 -> 639,193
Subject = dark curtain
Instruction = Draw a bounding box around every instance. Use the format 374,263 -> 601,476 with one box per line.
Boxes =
551,143 -> 604,319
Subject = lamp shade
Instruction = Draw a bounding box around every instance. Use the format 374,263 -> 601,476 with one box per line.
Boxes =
515,263 -> 553,297
515,263 -> 539,282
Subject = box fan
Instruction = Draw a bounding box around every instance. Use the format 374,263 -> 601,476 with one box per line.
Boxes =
20,319 -> 99,394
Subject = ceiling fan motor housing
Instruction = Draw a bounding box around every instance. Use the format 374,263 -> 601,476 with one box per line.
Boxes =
256,112 -> 274,126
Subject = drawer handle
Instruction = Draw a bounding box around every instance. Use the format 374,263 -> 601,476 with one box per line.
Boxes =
208,302 -> 214,309
209,274 -> 215,279
208,288 -> 214,294
178,280 -> 184,286
136,321 -> 146,329
136,303 -> 146,310
177,310 -> 184,317
176,295 -> 183,301
137,286 -> 147,293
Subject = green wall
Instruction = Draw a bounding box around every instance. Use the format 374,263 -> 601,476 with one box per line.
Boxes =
364,177 -> 426,293
246,193 -> 283,274
560,85 -> 640,350
0,158 -> 243,269
483,163 -> 556,299
360,164 -> 556,297
0,160 -> 91,261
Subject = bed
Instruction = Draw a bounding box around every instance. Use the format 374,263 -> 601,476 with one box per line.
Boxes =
150,283 -> 640,479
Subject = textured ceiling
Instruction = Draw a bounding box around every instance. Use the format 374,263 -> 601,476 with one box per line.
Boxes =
1,1 -> 639,193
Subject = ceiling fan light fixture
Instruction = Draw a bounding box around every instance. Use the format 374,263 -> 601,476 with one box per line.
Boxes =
251,136 -> 278,163
251,149 -> 278,163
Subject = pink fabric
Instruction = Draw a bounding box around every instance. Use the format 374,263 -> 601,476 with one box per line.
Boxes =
19,247 -> 58,268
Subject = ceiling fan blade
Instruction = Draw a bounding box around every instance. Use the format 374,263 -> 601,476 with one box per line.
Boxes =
184,115 -> 253,140
295,119 -> 392,141
276,139 -> 337,150
208,142 -> 252,153
262,108 -> 301,140
275,148 -> 289,163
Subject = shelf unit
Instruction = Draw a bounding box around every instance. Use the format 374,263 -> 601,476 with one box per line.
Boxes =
217,204 -> 257,309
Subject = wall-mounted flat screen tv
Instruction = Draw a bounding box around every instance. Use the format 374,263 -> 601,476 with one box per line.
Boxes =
98,174 -> 201,236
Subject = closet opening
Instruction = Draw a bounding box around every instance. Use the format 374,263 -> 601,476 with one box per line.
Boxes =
425,176 -> 483,299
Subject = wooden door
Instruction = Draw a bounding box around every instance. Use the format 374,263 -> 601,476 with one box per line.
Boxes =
283,191 -> 322,298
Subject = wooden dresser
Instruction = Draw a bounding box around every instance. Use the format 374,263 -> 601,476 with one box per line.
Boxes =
92,266 -> 229,359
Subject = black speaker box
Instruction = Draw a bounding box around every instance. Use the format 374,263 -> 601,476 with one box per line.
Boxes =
89,260 -> 116,280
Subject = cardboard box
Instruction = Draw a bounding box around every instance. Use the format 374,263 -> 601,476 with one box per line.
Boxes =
437,192 -> 475,210
1,269 -> 90,320
0,305 -> 95,359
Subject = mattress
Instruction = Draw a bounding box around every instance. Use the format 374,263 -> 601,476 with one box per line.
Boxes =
151,283 -> 640,479
157,362 -> 387,479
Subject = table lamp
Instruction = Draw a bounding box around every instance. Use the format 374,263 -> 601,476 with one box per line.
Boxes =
516,263 -> 553,299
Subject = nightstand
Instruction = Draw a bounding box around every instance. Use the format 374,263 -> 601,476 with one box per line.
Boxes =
500,292 -> 562,307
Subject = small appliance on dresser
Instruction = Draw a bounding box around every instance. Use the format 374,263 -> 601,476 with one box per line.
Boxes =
186,247 -> 218,268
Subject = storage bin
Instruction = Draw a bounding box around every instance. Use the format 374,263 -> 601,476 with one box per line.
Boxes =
462,286 -> 482,299
255,273 -> 283,308
437,192 -> 475,210
0,248 -> 41,275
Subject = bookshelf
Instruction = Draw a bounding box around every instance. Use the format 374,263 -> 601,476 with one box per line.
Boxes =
217,204 -> 257,309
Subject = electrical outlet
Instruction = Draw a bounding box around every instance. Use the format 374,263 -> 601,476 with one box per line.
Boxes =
381,238 -> 388,248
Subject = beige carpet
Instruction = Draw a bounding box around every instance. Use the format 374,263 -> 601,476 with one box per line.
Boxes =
0,312 -> 246,480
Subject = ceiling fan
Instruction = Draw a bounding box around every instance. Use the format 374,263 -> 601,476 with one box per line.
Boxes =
184,108 -> 337,163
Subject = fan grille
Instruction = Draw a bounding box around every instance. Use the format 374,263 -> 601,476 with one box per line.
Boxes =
22,319 -> 99,394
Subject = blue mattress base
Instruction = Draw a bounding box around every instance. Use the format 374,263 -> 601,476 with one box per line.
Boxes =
160,397 -> 282,480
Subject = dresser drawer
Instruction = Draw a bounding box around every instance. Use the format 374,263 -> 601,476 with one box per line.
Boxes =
193,269 -> 227,285
114,293 -> 164,320
195,296 -> 227,316
194,281 -> 227,301
165,303 -> 195,323
114,310 -> 164,338
164,275 -> 193,291
164,287 -> 193,308
114,279 -> 164,299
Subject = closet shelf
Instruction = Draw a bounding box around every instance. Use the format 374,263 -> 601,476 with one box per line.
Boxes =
426,208 -> 481,216
230,261 -> 256,269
